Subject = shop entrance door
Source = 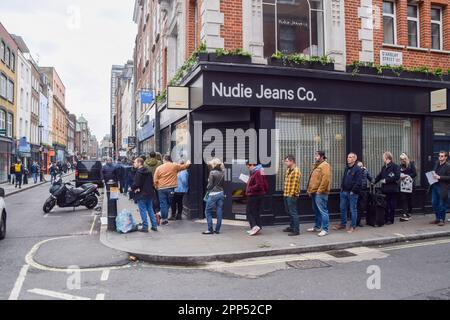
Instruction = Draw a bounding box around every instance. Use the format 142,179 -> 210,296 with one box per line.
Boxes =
202,123 -> 253,221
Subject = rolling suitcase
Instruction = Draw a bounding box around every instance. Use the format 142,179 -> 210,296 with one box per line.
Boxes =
366,185 -> 386,227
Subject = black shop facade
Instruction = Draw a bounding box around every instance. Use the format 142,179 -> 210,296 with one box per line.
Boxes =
156,62 -> 450,225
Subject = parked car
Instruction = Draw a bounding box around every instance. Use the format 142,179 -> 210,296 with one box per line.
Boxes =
0,188 -> 6,240
75,160 -> 103,188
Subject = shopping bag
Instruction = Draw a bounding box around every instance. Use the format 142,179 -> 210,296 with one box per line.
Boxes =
116,209 -> 138,234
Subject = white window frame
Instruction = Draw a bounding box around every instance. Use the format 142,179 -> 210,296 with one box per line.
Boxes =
0,110 -> 5,131
262,0 -> 326,56
7,113 -> 12,137
382,0 -> 397,44
431,6 -> 443,50
407,4 -> 420,48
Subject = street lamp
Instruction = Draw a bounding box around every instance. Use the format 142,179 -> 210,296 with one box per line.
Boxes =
38,125 -> 44,182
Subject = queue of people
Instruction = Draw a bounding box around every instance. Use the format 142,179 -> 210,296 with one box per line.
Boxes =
105,148 -> 450,238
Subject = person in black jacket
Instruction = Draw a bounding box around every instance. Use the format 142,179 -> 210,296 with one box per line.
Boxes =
399,153 -> 417,222
430,151 -> 450,226
374,152 -> 401,225
357,161 -> 373,227
334,153 -> 362,233
101,158 -> 118,190
130,158 -> 158,232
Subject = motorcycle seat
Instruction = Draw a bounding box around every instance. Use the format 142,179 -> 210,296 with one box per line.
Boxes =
69,188 -> 85,195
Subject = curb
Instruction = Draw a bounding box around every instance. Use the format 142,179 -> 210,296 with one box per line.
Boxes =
100,227 -> 450,266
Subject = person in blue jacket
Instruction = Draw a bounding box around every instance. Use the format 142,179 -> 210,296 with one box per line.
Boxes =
170,160 -> 189,221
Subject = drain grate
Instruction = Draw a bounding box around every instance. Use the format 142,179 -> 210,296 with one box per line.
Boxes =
286,259 -> 331,270
327,250 -> 358,258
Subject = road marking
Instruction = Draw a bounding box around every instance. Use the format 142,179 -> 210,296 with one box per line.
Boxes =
89,216 -> 97,235
100,270 -> 110,281
28,288 -> 91,300
381,238 -> 450,252
8,265 -> 30,300
25,236 -> 131,273
96,293 -> 105,300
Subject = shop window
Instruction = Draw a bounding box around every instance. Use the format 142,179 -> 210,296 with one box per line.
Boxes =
173,120 -> 189,163
431,6 -> 443,50
407,4 -> 419,47
160,127 -> 171,156
263,0 -> 325,58
363,117 -> 421,185
382,0 -> 396,44
433,118 -> 450,137
275,113 -> 346,191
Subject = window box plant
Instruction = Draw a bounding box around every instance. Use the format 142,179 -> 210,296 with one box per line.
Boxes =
208,48 -> 252,64
270,52 -> 334,71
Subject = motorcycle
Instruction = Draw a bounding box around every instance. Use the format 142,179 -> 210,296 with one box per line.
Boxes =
43,177 -> 100,213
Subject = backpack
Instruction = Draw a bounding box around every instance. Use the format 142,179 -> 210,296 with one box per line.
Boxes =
15,164 -> 21,173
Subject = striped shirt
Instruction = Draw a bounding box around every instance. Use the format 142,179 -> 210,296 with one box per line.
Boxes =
284,166 -> 302,197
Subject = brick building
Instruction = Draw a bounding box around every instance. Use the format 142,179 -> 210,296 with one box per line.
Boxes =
130,0 -> 449,224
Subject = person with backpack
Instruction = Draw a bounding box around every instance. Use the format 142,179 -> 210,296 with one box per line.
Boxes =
14,160 -> 25,189
202,158 -> 225,235
399,153 -> 417,222
130,157 -> 158,233
245,161 -> 269,236
144,152 -> 162,177
374,152 -> 401,225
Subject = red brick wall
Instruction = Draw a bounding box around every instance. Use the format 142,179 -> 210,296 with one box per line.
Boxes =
220,0 -> 243,50
347,0 -> 450,70
185,0 -> 202,58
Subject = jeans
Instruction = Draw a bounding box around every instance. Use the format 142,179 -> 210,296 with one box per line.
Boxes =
340,191 -> 359,228
385,193 -> 397,223
15,174 -> 22,188
10,174 -> 15,185
158,188 -> 174,220
432,184 -> 447,221
137,199 -> 158,230
205,192 -> 224,232
246,195 -> 264,229
312,193 -> 329,232
284,197 -> 300,233
171,193 -> 185,219
32,173 -> 38,184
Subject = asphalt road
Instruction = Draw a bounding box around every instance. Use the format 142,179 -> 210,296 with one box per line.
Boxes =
1,180 -> 450,300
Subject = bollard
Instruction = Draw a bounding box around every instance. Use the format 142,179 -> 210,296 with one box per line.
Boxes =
107,180 -> 119,232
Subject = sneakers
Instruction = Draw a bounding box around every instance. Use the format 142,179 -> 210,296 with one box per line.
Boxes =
333,224 -> 346,231
202,231 -> 214,235
400,214 -> 412,222
318,230 -> 329,237
307,227 -> 321,233
437,220 -> 445,227
151,227 -> 158,232
162,220 -> 169,226
283,227 -> 293,233
288,232 -> 300,237
249,226 -> 261,236
347,227 -> 355,234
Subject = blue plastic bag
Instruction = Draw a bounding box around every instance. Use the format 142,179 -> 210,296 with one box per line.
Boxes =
116,209 -> 138,234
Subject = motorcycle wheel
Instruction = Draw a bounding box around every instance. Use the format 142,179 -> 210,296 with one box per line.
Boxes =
43,198 -> 56,213
85,196 -> 98,210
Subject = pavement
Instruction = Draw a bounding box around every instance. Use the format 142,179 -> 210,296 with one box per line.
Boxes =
100,192 -> 450,265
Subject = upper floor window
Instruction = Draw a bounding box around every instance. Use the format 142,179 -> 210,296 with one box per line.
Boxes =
431,6 -> 443,50
6,47 -> 11,68
7,113 -> 12,137
383,1 -> 396,44
0,110 -> 5,131
407,4 -> 419,47
0,73 -> 6,98
11,53 -> 15,72
263,0 -> 325,58
0,41 -> 4,62
7,79 -> 14,103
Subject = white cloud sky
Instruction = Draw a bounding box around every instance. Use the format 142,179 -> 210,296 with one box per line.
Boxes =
0,0 -> 137,141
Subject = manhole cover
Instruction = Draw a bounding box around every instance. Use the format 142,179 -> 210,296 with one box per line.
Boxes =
327,250 -> 357,258
286,260 -> 331,270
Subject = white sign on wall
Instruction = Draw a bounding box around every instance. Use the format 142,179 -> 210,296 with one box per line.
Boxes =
431,89 -> 447,112
380,50 -> 403,67
168,86 -> 190,110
